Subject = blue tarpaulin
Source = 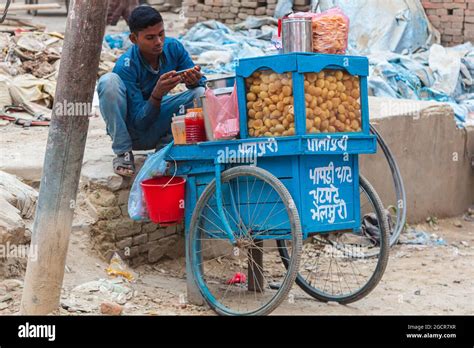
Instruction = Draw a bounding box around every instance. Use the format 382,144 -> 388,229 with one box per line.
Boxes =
179,19 -> 277,74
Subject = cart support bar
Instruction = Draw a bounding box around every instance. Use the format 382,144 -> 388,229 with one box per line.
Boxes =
214,163 -> 237,245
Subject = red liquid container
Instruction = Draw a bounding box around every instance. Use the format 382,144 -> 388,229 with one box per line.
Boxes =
185,109 -> 206,143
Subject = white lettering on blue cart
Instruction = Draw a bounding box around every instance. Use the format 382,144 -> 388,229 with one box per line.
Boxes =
308,162 -> 352,224
309,162 -> 353,185
217,138 -> 279,164
239,138 -> 279,156
307,136 -> 348,153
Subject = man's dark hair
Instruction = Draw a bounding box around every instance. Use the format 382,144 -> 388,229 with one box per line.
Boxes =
129,6 -> 163,33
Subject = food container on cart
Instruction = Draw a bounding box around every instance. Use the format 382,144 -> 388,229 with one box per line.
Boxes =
185,108 -> 206,143
237,53 -> 367,138
282,17 -> 313,53
231,52 -> 376,236
171,115 -> 186,145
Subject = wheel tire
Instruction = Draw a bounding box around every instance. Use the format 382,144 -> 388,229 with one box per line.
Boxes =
369,124 -> 406,247
188,166 -> 302,316
278,175 -> 389,304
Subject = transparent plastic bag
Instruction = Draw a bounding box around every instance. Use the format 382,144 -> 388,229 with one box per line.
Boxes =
205,85 -> 240,139
128,142 -> 173,221
106,252 -> 135,282
311,7 -> 350,55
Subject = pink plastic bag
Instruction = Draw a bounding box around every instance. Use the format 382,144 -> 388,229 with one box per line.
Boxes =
205,85 -> 240,139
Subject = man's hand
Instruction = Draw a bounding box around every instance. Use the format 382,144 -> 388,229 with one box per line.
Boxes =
151,70 -> 181,100
181,66 -> 203,87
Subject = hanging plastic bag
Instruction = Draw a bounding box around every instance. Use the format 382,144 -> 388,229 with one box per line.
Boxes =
205,84 -> 240,139
128,141 -> 173,221
311,7 -> 350,55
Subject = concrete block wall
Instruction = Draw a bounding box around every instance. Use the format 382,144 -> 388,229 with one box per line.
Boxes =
422,0 -> 472,46
84,186 -> 185,267
79,171 -> 185,267
183,0 -> 310,28
149,0 -> 182,12
362,98 -> 474,223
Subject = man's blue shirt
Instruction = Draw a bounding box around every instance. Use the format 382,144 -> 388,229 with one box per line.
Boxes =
113,37 -> 205,131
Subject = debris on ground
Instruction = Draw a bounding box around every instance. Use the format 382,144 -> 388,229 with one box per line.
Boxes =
426,216 -> 439,230
398,228 -> 447,246
61,278 -> 134,313
106,252 -> 136,282
100,301 -> 123,315
2,279 -> 23,291
0,21 -> 124,122
464,207 -> 474,222
0,171 -> 37,246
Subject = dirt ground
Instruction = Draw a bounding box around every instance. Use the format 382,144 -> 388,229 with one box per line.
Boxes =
0,216 -> 472,316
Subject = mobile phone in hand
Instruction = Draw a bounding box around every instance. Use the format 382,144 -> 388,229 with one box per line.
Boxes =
176,66 -> 202,75
175,68 -> 193,75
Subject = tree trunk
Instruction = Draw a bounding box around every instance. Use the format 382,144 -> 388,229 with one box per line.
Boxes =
20,0 -> 109,315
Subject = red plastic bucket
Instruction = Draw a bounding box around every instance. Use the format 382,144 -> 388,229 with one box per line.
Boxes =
141,176 -> 186,225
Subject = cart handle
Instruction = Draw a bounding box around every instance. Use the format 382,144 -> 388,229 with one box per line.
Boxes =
163,155 -> 178,188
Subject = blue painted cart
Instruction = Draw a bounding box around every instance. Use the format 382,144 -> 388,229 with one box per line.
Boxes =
166,53 -> 389,316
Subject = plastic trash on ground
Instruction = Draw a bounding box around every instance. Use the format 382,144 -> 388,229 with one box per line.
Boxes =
398,228 -> 447,246
227,272 -> 247,285
106,252 -> 135,282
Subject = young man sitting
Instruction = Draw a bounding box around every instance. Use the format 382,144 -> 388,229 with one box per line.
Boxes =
98,6 -> 205,176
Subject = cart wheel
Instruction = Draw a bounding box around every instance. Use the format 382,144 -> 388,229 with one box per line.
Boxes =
188,166 -> 302,316
277,175 -> 389,304
369,124 -> 407,247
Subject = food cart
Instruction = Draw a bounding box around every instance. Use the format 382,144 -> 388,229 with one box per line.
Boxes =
165,52 -> 390,316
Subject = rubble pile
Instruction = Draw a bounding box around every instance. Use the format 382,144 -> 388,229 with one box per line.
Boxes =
0,20 -> 123,118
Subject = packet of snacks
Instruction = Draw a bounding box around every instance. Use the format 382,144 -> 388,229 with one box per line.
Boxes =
311,7 -> 350,55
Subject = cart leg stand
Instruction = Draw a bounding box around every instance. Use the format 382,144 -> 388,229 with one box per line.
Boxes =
248,240 -> 264,292
184,176 -> 205,306
185,239 -> 205,306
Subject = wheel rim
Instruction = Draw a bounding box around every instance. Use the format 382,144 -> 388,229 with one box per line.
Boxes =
278,177 -> 388,302
189,168 -> 301,315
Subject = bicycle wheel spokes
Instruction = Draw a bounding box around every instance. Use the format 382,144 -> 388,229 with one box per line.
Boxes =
300,231 -> 380,299
189,166 -> 302,316
277,175 -> 389,304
